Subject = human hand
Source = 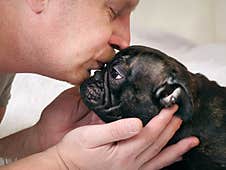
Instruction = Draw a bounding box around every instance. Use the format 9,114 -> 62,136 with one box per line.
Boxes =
34,87 -> 104,151
51,105 -> 199,170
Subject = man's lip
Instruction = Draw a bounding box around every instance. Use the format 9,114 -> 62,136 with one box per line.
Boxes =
97,61 -> 108,70
111,44 -> 121,51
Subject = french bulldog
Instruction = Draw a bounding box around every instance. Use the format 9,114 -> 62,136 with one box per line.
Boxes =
80,45 -> 226,170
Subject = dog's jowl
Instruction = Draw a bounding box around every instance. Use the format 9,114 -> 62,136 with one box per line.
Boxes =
80,45 -> 226,170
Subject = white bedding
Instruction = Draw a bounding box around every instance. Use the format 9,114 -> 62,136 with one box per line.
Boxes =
0,32 -> 226,138
132,31 -> 226,86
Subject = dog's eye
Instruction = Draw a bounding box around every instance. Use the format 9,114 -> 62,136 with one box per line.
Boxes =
111,68 -> 123,80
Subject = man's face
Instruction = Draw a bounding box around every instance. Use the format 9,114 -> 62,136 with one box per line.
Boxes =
13,0 -> 139,84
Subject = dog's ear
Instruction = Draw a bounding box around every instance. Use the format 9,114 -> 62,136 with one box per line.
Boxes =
155,76 -> 194,121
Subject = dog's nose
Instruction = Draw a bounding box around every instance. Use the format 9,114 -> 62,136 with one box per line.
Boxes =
94,71 -> 103,81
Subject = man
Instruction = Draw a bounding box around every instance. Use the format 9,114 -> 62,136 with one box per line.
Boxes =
0,0 -> 199,169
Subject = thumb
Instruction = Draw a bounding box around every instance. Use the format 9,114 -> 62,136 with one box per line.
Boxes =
81,118 -> 143,148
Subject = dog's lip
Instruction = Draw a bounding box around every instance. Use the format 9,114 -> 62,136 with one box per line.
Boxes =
83,66 -> 122,119
94,71 -> 122,118
87,61 -> 106,74
96,102 -> 122,119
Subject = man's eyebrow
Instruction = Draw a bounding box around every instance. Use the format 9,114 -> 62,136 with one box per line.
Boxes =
123,0 -> 140,12
106,0 -> 139,14
129,0 -> 140,11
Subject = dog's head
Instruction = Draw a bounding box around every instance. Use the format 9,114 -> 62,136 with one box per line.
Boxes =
80,46 -> 195,125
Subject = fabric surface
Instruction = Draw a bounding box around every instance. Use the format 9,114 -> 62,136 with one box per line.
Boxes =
0,74 -> 15,107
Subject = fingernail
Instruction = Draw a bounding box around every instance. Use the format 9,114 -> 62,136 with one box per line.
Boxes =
174,116 -> 183,125
191,137 -> 200,147
158,105 -> 179,119
167,104 -> 179,112
127,119 -> 142,133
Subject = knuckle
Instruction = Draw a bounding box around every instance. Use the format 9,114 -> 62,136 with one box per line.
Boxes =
117,154 -> 137,170
176,141 -> 190,154
174,141 -> 191,156
181,143 -> 193,154
151,144 -> 162,155
143,133 -> 155,145
109,123 -> 123,140
76,127 -> 90,147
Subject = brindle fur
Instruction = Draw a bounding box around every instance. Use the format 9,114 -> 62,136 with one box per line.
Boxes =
80,46 -> 226,170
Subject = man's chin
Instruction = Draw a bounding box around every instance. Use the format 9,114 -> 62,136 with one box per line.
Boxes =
70,72 -> 90,85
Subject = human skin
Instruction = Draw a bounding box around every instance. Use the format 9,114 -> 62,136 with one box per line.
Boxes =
1,87 -> 199,170
0,0 -> 135,85
0,0 -> 199,169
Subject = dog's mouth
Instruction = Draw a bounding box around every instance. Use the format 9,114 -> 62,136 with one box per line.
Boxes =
80,69 -> 123,122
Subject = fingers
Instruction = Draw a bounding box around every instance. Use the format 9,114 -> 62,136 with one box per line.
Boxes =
119,105 -> 178,155
71,112 -> 104,129
59,86 -> 79,96
136,116 -> 182,165
140,137 -> 200,170
78,118 -> 143,148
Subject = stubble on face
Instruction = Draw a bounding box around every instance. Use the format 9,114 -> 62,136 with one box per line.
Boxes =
69,0 -> 140,85
18,0 -> 140,85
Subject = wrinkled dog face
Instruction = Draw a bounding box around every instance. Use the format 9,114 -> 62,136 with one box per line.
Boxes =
80,46 -> 194,125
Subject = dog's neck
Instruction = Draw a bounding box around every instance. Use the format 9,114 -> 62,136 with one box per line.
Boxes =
191,73 -> 226,120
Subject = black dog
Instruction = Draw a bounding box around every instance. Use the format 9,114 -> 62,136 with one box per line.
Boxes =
80,45 -> 226,170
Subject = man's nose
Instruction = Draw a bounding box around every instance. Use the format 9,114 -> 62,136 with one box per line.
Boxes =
109,14 -> 131,50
